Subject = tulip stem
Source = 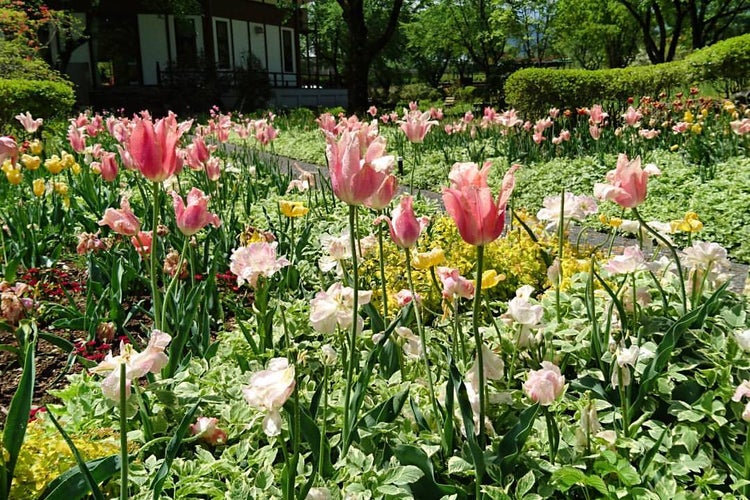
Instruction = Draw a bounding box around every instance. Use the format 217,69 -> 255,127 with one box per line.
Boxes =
377,221 -> 389,322
319,364 -> 329,480
405,250 -> 441,428
632,208 -> 687,311
556,188 -> 565,323
161,237 -> 190,338
342,204 -> 358,454
119,362 -> 128,500
473,244 -> 487,445
151,181 -> 163,331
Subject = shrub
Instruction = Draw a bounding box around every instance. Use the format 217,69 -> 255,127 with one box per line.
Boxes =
504,62 -> 689,116
0,79 -> 75,129
505,33 -> 750,116
685,33 -> 750,93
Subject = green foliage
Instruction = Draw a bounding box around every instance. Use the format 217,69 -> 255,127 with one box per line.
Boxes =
685,33 -> 750,93
504,62 -> 689,116
0,79 -> 75,129
505,33 -> 750,115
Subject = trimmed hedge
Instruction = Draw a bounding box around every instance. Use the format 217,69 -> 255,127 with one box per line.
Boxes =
505,33 -> 750,116
685,33 -> 750,91
0,79 -> 75,128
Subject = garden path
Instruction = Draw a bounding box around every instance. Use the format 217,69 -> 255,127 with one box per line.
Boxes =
265,153 -> 749,295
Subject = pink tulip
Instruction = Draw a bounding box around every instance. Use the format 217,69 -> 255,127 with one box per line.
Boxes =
90,330 -> 171,401
243,357 -> 296,437
442,162 -> 519,246
127,113 -> 185,182
190,417 -> 227,445
589,125 -> 602,140
325,130 -> 395,206
588,104 -> 608,125
375,195 -> 429,249
316,112 -> 337,134
15,112 -> 43,133
364,173 -> 397,211
171,188 -> 221,236
730,118 -> 750,135
437,267 -> 475,300
67,124 -> 86,153
100,152 -> 119,182
594,153 -> 661,208
0,136 -> 17,165
230,242 -> 290,288
185,135 -> 212,170
523,361 -> 565,405
395,288 -> 421,307
131,231 -> 153,257
399,111 -> 438,143
367,105 -> 378,117
98,197 -> 141,236
622,106 -> 642,127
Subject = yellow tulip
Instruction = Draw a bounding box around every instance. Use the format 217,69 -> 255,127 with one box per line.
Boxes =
5,168 -> 22,185
21,154 -> 41,171
61,152 -> 75,169
32,179 -> 45,197
671,212 -> 703,233
71,162 -> 81,175
690,123 -> 703,134
670,144 -> 680,152
411,247 -> 446,270
44,155 -> 64,174
279,200 -> 309,218
684,110 -> 694,123
481,269 -> 504,289
53,182 -> 69,196
28,139 -> 43,155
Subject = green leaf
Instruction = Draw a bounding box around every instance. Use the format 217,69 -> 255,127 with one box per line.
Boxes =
447,456 -> 473,475
38,455 -> 120,500
515,470 -> 535,498
2,338 -> 35,498
551,467 -> 587,492
44,410 -> 106,500
496,403 -> 540,477
150,401 -> 200,499
381,465 -> 424,486
357,389 -> 409,429
392,445 -> 465,499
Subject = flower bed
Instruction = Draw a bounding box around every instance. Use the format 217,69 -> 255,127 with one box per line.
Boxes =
0,103 -> 748,499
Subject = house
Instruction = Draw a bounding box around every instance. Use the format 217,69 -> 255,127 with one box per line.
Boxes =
46,0 -> 346,112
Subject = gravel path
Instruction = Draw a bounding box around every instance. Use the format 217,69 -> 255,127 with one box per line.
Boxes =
265,153 -> 749,294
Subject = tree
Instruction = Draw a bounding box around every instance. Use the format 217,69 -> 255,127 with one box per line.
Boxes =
616,0 -> 750,63
445,0 -> 512,89
402,2 -> 458,88
334,0 -> 405,112
554,0 -> 638,69
505,0 -> 558,64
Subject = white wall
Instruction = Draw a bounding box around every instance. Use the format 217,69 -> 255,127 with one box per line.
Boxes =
138,14 -> 170,85
232,20 -> 249,68
249,23 -> 267,68
265,25 -> 281,74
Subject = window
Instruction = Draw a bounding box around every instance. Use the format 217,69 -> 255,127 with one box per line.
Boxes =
282,28 -> 294,73
175,18 -> 197,67
215,20 -> 230,68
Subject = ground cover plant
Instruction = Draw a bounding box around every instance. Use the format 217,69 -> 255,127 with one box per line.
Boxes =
0,99 -> 748,500
273,94 -> 750,264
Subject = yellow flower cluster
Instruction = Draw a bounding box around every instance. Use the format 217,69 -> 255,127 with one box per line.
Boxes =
44,152 -> 80,175
671,211 -> 703,233
2,160 -> 23,184
359,214 -> 559,317
8,419 -> 119,499
279,200 -> 309,218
